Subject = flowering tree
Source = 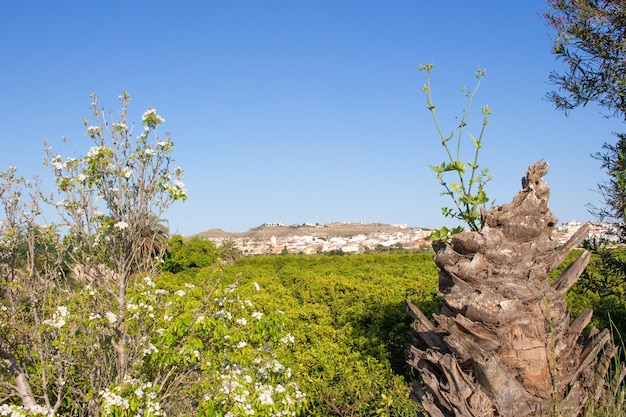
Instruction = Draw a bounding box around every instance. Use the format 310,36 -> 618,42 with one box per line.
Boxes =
0,94 -> 305,416
43,92 -> 187,388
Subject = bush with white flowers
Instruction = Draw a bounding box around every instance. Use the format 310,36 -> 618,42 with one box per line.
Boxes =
0,93 -> 307,417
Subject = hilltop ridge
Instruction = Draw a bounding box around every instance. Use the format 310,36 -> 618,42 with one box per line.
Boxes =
193,222 -> 428,240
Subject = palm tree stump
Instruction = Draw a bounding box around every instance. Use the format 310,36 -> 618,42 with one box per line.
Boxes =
407,161 -> 620,416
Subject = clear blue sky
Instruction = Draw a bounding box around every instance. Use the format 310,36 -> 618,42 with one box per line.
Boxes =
1,1 -> 623,235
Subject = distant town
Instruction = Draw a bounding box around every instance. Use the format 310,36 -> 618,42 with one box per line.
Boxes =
198,220 -> 620,256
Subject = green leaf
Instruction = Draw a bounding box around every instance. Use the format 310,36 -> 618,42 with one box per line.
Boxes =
444,161 -> 466,173
429,162 -> 446,173
469,133 -> 482,149
449,182 -> 462,194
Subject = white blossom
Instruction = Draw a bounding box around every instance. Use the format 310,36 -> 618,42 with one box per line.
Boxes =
85,284 -> 96,296
252,311 -> 263,320
105,311 -> 117,324
99,388 -> 130,413
142,343 -> 158,355
51,155 -> 66,170
142,108 -> 165,124
142,108 -> 157,121
257,385 -> 274,406
85,126 -> 101,136
87,145 -> 103,157
174,289 -> 186,297
114,221 -> 129,230
253,282 -> 261,291
89,313 -> 102,321
43,305 -> 69,329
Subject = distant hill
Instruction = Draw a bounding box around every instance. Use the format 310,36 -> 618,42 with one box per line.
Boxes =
193,222 -> 429,240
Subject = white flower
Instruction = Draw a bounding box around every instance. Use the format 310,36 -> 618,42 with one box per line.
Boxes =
236,341 -> 247,349
253,282 -> 261,291
280,333 -> 295,344
184,283 -> 195,289
155,141 -> 169,148
174,289 -> 186,297
100,388 -> 130,412
252,312 -> 263,320
237,317 -> 247,326
122,168 -> 132,179
143,343 -> 158,355
77,173 -> 86,182
257,386 -> 274,406
142,108 -> 165,124
89,313 -> 102,321
114,221 -> 129,230
85,284 -> 96,296
272,359 -> 284,373
86,126 -> 101,136
87,145 -> 103,157
105,311 -> 117,324
144,148 -> 155,156
142,108 -> 157,121
51,155 -> 66,170
43,305 -> 69,329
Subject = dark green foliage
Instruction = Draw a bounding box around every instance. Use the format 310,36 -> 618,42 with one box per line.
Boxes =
588,134 -> 626,230
545,0 -> 626,119
567,247 -> 626,342
162,235 -> 220,273
545,1 -> 626,231
554,247 -> 626,343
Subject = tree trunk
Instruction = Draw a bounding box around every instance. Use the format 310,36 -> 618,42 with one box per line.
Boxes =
0,335 -> 37,410
406,161 -> 621,417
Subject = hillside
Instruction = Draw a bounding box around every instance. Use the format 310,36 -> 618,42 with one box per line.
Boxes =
193,222 -> 429,240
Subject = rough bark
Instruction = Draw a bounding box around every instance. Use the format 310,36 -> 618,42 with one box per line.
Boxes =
406,161 -> 621,417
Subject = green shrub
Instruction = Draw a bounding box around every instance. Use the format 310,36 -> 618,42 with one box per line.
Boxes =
208,254 -> 439,416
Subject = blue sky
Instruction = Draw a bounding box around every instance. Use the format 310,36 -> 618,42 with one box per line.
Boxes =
1,1 -> 624,235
